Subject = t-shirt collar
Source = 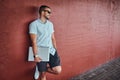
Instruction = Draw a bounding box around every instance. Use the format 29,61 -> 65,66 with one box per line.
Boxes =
38,18 -> 48,24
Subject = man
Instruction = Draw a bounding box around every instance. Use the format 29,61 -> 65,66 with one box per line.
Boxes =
29,5 -> 62,80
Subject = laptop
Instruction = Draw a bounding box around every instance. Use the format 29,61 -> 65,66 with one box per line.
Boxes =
28,46 -> 49,62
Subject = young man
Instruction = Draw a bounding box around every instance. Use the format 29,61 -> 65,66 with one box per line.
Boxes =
29,5 -> 62,80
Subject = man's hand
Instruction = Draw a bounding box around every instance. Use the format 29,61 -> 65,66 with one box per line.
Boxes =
34,57 -> 42,62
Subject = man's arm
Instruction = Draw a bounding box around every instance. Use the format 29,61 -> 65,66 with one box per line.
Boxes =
30,34 -> 37,54
52,32 -> 57,49
30,34 -> 41,62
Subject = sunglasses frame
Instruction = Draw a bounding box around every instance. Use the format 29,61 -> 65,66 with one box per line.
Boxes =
44,10 -> 51,14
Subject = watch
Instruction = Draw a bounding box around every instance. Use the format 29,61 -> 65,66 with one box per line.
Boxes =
33,54 -> 39,58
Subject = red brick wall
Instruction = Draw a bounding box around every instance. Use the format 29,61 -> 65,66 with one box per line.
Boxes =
0,0 -> 120,80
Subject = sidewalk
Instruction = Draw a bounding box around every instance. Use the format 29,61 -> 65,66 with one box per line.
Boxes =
71,58 -> 120,80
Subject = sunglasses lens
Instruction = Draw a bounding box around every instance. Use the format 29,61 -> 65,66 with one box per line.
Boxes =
44,10 -> 51,14
48,11 -> 51,14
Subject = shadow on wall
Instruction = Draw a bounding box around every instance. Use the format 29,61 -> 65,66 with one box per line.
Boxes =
22,6 -> 40,80
25,6 -> 39,61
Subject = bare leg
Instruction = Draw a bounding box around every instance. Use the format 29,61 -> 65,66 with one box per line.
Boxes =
40,72 -> 46,80
47,66 -> 62,75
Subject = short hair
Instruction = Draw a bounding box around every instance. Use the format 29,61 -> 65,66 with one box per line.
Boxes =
39,5 -> 50,15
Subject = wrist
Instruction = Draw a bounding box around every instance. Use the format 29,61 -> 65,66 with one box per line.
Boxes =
33,54 -> 39,58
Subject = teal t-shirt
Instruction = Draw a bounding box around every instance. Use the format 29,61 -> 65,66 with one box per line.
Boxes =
29,18 -> 56,55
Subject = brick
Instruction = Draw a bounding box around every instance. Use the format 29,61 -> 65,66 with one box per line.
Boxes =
71,58 -> 120,80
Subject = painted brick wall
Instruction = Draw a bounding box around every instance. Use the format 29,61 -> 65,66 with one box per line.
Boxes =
0,0 -> 120,80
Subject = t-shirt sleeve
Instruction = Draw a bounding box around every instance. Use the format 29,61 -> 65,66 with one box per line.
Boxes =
29,22 -> 37,34
51,23 -> 55,33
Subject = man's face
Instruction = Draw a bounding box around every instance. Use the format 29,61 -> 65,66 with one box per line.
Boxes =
43,8 -> 51,19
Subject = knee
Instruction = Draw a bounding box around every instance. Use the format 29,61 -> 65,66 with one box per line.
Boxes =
53,67 -> 62,75
56,69 -> 62,75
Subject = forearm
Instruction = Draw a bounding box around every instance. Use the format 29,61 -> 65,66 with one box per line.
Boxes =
32,41 -> 41,62
29,33 -> 41,62
32,42 -> 38,55
52,38 -> 57,49
52,33 -> 57,49
30,34 -> 38,55
32,43 -> 37,55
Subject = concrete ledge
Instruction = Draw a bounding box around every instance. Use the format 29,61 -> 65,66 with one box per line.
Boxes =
70,58 -> 120,80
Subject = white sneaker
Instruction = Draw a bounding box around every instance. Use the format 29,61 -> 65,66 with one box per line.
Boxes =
34,66 -> 39,80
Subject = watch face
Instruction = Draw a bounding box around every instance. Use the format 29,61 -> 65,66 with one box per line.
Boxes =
34,55 -> 39,58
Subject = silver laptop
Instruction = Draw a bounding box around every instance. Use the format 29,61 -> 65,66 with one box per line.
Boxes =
28,46 -> 49,62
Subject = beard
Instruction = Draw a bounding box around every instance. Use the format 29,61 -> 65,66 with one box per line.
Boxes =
44,15 -> 50,20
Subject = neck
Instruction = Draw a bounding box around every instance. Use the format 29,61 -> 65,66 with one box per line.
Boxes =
39,16 -> 47,23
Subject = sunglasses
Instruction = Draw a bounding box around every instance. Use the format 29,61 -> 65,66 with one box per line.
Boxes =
44,10 -> 51,14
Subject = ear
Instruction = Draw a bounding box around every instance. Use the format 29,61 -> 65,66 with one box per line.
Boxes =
41,11 -> 44,15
